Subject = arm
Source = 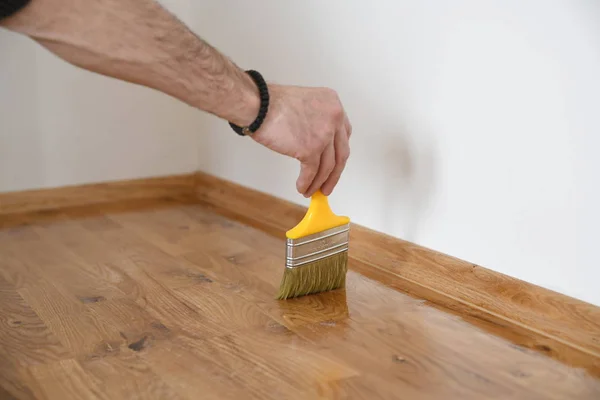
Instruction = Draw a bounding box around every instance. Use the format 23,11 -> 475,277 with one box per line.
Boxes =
1,0 -> 351,197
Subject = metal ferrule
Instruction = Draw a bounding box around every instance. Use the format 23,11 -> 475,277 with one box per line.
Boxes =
285,224 -> 350,268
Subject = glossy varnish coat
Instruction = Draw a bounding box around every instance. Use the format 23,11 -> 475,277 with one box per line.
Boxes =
1,198 -> 599,399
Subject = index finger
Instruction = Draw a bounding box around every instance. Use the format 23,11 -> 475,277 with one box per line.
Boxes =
320,124 -> 350,196
296,156 -> 320,196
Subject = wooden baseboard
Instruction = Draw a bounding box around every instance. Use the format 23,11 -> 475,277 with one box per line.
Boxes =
194,171 -> 600,373
0,174 -> 196,216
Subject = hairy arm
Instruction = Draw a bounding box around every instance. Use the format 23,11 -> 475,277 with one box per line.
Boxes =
1,0 -> 351,197
1,0 -> 259,126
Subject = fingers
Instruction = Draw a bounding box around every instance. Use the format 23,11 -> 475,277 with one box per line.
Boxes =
321,124 -> 350,196
304,141 -> 335,197
344,112 -> 352,139
296,157 -> 320,195
297,114 -> 351,198
293,89 -> 351,197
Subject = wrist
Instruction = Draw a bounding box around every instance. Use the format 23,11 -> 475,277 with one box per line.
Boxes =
227,73 -> 261,127
176,61 -> 260,126
227,70 -> 269,136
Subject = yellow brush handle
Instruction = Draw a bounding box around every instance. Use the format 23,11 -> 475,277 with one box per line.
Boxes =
286,190 -> 350,239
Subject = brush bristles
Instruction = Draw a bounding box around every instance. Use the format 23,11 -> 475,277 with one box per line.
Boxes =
276,251 -> 348,300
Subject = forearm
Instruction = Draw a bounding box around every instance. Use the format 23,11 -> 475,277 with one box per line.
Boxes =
1,0 -> 259,125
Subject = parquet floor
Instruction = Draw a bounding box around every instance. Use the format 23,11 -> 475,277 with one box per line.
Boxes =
0,198 -> 599,399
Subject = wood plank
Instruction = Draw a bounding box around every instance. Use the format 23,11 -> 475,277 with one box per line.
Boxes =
143,329 -> 356,400
194,171 -> 600,370
10,230 -> 127,301
80,351 -> 184,400
17,280 -> 123,357
0,277 -> 72,367
70,224 -> 233,340
106,205 -> 219,256
0,342 -> 38,400
85,298 -> 174,351
78,298 -> 184,399
182,249 -> 280,304
140,334 -> 273,400
4,232 -> 137,357
23,359 -> 109,400
0,173 -> 195,216
0,276 -> 69,400
27,216 -> 141,300
0,224 -> 45,289
173,283 -> 273,332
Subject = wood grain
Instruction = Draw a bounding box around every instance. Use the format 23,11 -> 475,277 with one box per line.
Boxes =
195,171 -> 600,371
1,198 -> 599,399
0,173 -> 195,216
23,359 -> 109,400
1,175 -> 600,398
0,277 -> 72,367
81,350 -> 185,400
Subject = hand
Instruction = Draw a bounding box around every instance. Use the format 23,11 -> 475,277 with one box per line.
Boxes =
251,84 -> 352,197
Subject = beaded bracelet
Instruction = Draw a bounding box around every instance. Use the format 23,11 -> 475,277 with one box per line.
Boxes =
229,70 -> 270,136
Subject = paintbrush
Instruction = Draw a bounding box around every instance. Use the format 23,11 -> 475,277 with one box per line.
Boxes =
276,190 -> 350,299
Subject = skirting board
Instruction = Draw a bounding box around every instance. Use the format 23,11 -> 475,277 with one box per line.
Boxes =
0,174 -> 196,216
1,172 -> 599,374
194,171 -> 600,374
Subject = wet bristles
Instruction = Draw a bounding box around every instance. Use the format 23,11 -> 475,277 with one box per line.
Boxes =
276,251 -> 348,300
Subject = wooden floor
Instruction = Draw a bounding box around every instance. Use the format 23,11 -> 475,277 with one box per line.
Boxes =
1,198 -> 599,400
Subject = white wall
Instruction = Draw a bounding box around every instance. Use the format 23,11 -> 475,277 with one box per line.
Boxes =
191,0 -> 600,306
0,0 -> 200,192
1,1 -> 598,306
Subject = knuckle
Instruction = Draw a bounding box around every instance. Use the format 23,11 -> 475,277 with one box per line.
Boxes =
313,141 -> 326,154
323,90 -> 344,119
326,161 -> 335,174
337,148 -> 350,163
297,149 -> 311,161
316,135 -> 330,149
324,87 -> 338,98
293,150 -> 305,161
299,141 -> 323,160
332,105 -> 344,120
